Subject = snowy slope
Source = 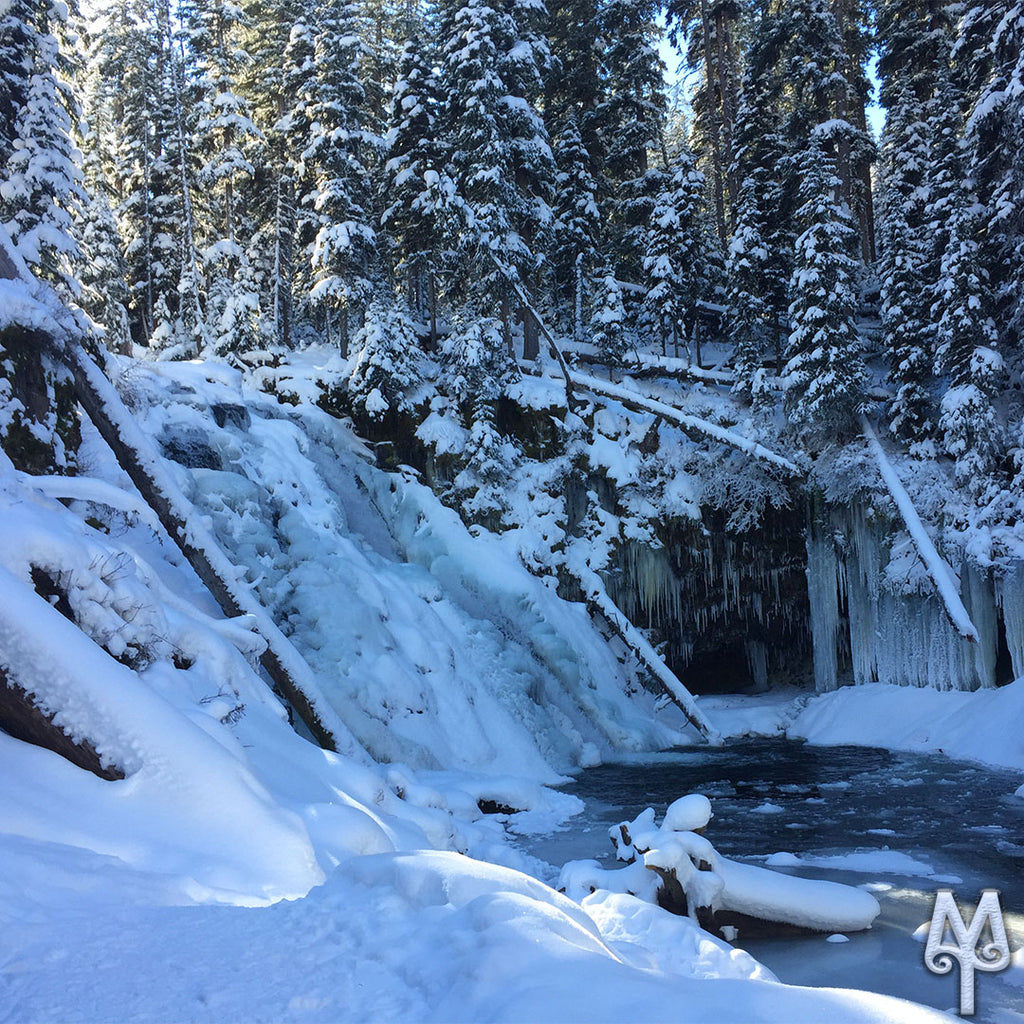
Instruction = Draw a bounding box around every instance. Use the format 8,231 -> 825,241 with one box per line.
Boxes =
0,350 -> 955,1023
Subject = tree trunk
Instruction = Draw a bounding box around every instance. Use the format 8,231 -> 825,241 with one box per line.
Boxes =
0,664 -> 124,781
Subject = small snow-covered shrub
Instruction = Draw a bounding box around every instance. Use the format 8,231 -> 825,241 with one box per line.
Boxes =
348,300 -> 421,420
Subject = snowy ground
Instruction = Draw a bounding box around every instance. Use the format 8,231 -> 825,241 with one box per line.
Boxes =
702,681 -> 1024,780
0,350 -> 970,1022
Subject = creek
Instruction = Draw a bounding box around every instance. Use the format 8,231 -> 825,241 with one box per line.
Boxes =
517,738 -> 1024,1021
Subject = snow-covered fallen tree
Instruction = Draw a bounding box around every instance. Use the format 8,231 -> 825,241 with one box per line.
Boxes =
560,793 -> 880,938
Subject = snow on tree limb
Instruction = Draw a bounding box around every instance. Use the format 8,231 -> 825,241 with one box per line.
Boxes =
574,565 -> 720,743
860,415 -> 980,643
570,369 -> 803,476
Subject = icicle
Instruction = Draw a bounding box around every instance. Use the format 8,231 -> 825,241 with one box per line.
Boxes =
963,561 -> 997,688
744,639 -> 768,692
996,562 -> 1024,679
806,520 -> 840,692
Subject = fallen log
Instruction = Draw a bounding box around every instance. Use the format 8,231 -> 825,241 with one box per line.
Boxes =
570,369 -> 803,477
0,663 -> 123,780
561,343 -> 735,386
860,415 -> 979,643
573,566 -> 719,742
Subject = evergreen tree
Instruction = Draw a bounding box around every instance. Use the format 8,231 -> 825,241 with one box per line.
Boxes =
596,0 -> 668,283
184,0 -> 264,355
304,0 -> 379,353
875,0 -> 944,442
933,190 -> 1004,499
444,315 -> 517,528
347,298 -> 420,419
381,33 -> 459,343
549,114 -> 602,340
665,0 -> 742,241
727,174 -> 771,400
880,195 -> 934,439
956,0 -> 1024,368
642,147 -> 715,359
0,0 -> 83,289
439,0 -> 553,342
76,136 -> 132,353
589,269 -> 629,371
728,57 -> 792,373
782,127 -> 864,439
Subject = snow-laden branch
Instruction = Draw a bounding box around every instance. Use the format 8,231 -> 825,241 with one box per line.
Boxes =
18,472 -> 166,536
561,342 -> 735,385
573,564 -> 720,743
571,369 -> 803,476
860,415 -> 979,643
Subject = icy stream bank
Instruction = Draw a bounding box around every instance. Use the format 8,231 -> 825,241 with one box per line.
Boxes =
515,739 -> 1024,1022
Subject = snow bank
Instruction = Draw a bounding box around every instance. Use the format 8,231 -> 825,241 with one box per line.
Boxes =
790,680 -> 1024,772
1,842 -> 952,1024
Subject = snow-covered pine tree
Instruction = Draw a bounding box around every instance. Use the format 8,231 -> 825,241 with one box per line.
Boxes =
76,134 -> 131,353
544,0 -> 605,334
304,0 -> 379,354
91,0 -> 164,343
264,14 -> 318,347
381,32 -> 459,344
933,188 -> 1004,500
665,0 -> 742,242
589,268 -> 629,372
443,314 -> 517,529
874,0 -> 948,441
956,0 -> 1024,370
439,0 -> 553,352
727,174 -> 771,401
347,298 -> 420,420
549,115 -> 602,341
596,0 -> 668,285
782,126 -> 864,439
0,0 -> 83,290
727,52 -> 792,376
879,188 -> 933,440
641,146 -> 715,360
184,0 -> 264,355
162,15 -> 207,358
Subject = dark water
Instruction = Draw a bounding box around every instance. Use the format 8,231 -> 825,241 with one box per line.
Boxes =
517,739 -> 1024,1022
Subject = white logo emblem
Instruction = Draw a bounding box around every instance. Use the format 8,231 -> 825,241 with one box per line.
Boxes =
924,889 -> 1011,1015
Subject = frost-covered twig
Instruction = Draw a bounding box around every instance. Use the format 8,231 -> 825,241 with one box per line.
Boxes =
860,414 -> 979,643
570,369 -> 802,476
